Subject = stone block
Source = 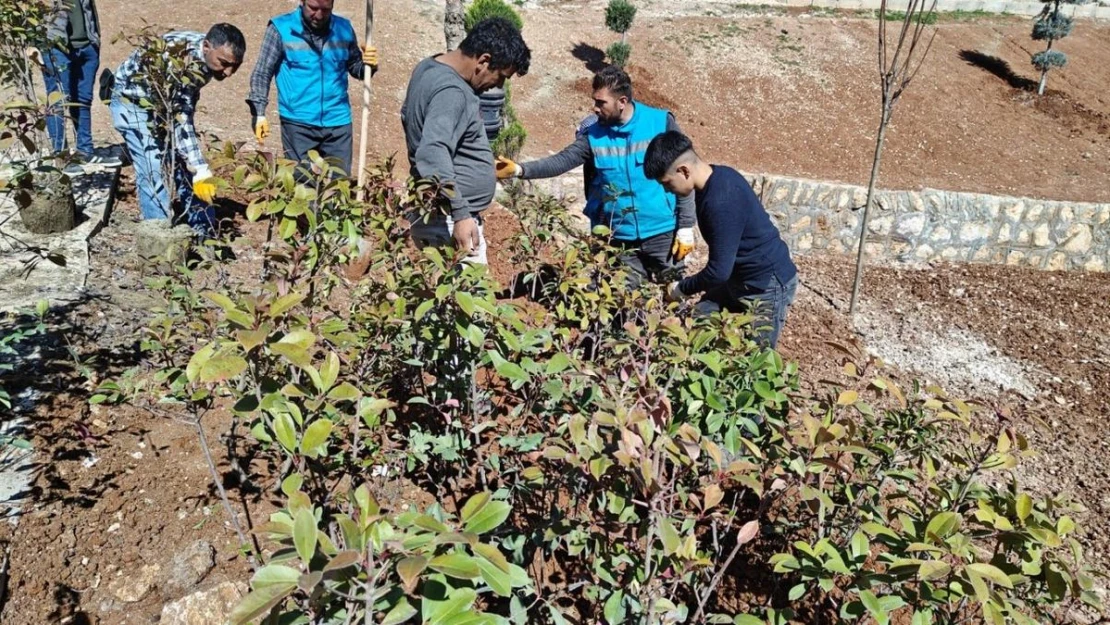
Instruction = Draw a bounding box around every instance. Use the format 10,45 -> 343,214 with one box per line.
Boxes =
972,247 -> 992,262
1083,256 -> 1105,272
790,215 -> 812,233
959,222 -> 991,243
1031,223 -> 1051,248
794,232 -> 813,252
941,247 -> 961,260
1098,207 -> 1110,225
160,582 -> 247,625
136,220 -> 194,264
930,226 -> 952,243
1059,206 -> 1074,223
1075,205 -> 1096,222
865,241 -> 884,258
1062,223 -> 1093,253
996,223 -> 1012,243
1007,250 -> 1025,265
894,213 -> 926,239
868,215 -> 893,236
1047,252 -> 1068,271
1003,201 -> 1025,221
1026,204 -> 1044,222
915,244 -> 935,260
1026,253 -> 1046,268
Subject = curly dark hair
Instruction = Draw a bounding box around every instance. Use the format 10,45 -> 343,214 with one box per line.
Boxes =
458,17 -> 531,76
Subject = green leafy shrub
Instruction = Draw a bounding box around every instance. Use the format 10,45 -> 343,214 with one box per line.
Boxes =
605,0 -> 638,36
464,0 -> 524,32
606,41 -> 632,68
118,141 -> 1105,624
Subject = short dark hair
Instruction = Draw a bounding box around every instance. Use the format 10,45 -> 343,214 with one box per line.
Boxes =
459,17 -> 531,76
206,23 -> 246,62
644,131 -> 695,180
592,65 -> 632,101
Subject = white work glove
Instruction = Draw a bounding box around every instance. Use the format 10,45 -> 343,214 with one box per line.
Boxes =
672,227 -> 695,261
664,281 -> 687,303
495,156 -> 522,180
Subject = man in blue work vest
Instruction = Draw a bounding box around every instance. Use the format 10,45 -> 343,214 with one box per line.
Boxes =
496,65 -> 696,288
246,0 -> 378,175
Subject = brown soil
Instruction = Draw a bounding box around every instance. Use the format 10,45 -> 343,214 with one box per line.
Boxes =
4,1 -> 1109,622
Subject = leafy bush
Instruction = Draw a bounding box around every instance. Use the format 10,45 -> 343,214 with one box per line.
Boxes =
117,142 -> 1105,624
605,0 -> 638,35
464,0 -> 524,33
606,41 -> 632,68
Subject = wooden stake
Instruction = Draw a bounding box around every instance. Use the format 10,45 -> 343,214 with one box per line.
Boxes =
355,0 -> 375,201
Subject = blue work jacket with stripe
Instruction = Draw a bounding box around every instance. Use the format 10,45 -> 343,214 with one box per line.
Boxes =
584,102 -> 676,241
272,9 -> 357,127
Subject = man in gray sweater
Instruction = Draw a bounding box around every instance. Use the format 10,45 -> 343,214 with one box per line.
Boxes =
401,18 -> 531,264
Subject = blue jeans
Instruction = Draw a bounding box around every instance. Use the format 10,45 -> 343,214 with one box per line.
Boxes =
43,45 -> 100,155
109,96 -> 214,234
697,274 -> 798,349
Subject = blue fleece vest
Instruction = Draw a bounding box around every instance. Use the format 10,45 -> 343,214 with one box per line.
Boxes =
584,102 -> 676,241
272,10 -> 355,127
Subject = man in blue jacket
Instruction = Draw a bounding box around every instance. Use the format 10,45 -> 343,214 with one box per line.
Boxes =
247,0 -> 378,175
495,65 -> 695,288
644,131 -> 797,349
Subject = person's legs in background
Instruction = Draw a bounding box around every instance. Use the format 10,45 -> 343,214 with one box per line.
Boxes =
69,44 -> 99,157
42,48 -> 72,154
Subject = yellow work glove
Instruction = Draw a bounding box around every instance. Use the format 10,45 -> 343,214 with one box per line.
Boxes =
361,45 -> 378,68
192,167 -> 217,205
495,156 -> 522,180
671,227 -> 695,261
253,116 -> 269,143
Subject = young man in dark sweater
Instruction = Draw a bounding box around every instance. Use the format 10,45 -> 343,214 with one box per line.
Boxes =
644,131 -> 798,348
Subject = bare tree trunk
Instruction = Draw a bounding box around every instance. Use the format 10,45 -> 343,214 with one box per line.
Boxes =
849,105 -> 891,316
445,0 -> 467,51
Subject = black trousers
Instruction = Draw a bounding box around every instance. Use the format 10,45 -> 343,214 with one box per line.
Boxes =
280,120 -> 353,176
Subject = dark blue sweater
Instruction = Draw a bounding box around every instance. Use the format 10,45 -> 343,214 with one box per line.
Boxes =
678,165 -> 796,296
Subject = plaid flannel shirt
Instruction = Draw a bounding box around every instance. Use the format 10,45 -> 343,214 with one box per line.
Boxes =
114,31 -> 212,172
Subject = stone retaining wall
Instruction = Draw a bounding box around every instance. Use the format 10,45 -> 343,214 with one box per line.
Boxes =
520,170 -> 1110,273
735,0 -> 1110,20
758,174 -> 1108,272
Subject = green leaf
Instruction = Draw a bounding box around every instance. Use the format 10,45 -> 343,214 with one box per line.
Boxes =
788,584 -> 806,600
461,492 -> 491,523
545,353 -> 571,375
925,511 -> 961,542
293,507 -> 318,565
429,552 -> 481,579
320,351 -> 340,391
185,343 -> 217,383
273,413 -> 297,453
269,292 -> 305,318
323,550 -> 361,572
659,519 -> 681,556
455,291 -> 477,316
202,291 -> 238,312
327,382 -> 360,401
966,563 -> 1013,589
230,564 -> 300,624
604,590 -> 626,625
281,473 -> 303,497
919,560 -> 952,581
1015,493 -> 1033,522
464,499 -> 511,534
426,588 -> 478,625
859,590 -> 886,623
472,542 -> 511,573
734,617 -> 765,625
397,556 -> 428,590
381,598 -> 418,625
300,419 -> 333,458
476,556 -> 513,597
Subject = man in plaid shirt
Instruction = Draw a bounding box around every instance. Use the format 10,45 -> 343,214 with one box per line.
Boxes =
109,23 -> 245,235
247,0 -> 378,176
